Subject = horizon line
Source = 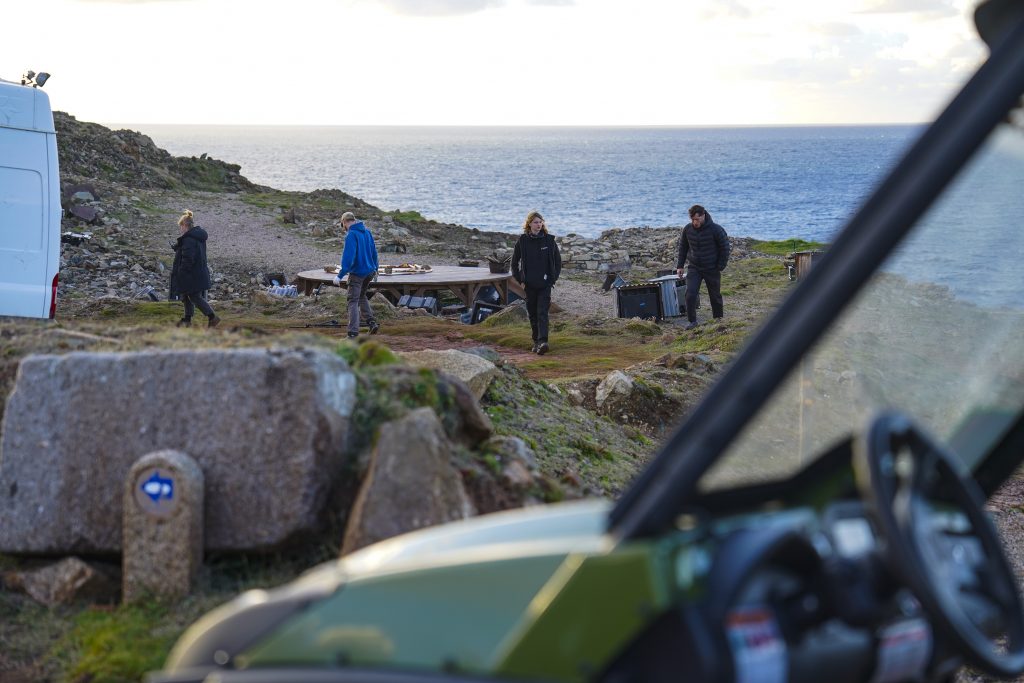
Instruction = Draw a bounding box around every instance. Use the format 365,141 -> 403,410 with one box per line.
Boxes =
98,120 -> 926,130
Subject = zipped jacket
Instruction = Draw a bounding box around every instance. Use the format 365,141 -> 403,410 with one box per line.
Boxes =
512,232 -> 562,288
677,211 -> 730,272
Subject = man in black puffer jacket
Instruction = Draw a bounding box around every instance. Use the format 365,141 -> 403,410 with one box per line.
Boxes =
676,204 -> 730,330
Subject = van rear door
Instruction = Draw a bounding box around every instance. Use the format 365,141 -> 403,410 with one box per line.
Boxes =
0,80 -> 61,319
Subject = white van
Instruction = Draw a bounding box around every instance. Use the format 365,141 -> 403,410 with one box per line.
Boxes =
0,75 -> 60,319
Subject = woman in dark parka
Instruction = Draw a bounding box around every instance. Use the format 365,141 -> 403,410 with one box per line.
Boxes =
511,210 -> 561,354
170,209 -> 220,328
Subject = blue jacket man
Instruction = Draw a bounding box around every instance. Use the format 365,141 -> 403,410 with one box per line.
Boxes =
333,212 -> 381,338
335,218 -> 379,281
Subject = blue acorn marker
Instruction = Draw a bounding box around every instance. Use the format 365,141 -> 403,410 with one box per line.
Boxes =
141,470 -> 174,504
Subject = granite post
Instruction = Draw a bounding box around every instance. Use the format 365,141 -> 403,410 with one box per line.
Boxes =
123,450 -> 203,603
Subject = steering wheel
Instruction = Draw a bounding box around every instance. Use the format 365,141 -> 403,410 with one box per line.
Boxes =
854,411 -> 1024,677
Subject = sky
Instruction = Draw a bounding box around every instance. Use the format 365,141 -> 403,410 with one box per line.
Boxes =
2,0 -> 988,127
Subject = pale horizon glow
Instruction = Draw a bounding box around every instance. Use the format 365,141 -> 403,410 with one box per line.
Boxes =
3,0 -> 987,128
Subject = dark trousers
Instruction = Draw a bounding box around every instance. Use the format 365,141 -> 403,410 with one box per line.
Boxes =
525,285 -> 552,344
347,273 -> 377,335
685,268 -> 723,322
182,292 -> 215,320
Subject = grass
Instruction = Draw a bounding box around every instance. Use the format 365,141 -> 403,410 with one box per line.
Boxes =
239,190 -> 303,210
385,209 -> 427,223
482,369 -> 653,496
750,238 -> 828,255
3,547 -> 347,683
55,603 -> 178,683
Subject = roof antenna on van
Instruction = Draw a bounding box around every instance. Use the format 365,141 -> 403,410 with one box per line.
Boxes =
21,70 -> 50,88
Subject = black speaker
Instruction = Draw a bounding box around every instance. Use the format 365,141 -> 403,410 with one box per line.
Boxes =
616,284 -> 663,321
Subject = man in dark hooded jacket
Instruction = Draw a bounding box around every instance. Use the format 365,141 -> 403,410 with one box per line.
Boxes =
676,204 -> 730,330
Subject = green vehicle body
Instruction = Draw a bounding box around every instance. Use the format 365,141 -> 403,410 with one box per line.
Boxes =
170,501 -> 683,680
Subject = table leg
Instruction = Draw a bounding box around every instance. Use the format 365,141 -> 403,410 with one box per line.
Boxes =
506,277 -> 526,301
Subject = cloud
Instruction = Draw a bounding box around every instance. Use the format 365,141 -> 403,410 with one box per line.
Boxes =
72,0 -> 193,3
814,22 -> 863,37
699,0 -> 752,21
732,24 -> 981,122
372,0 -> 504,16
857,0 -> 958,17
366,0 -> 570,15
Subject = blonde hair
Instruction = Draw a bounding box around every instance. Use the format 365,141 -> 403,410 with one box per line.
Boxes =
522,210 -> 548,235
341,211 -> 356,223
178,210 -> 194,229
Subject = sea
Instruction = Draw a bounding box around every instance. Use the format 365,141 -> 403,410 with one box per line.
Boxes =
125,123 -> 1024,307
125,124 -> 920,242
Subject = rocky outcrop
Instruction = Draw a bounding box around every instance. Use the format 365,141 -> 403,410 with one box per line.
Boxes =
557,228 -> 761,274
0,348 -> 355,554
341,407 -> 475,555
2,557 -> 118,607
591,363 -> 713,436
54,112 -> 260,192
399,349 -> 500,401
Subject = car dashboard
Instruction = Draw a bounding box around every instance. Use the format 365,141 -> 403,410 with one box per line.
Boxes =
623,420 -> 1019,683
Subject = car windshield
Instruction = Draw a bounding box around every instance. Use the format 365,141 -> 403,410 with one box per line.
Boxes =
701,115 -> 1024,491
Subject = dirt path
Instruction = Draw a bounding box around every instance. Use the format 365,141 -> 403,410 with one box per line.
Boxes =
144,191 -> 616,319
145,191 -> 340,277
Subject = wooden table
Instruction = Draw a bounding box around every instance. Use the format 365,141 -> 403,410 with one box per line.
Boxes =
293,265 -> 526,309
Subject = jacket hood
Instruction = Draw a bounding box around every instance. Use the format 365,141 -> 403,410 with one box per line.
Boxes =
348,221 -> 368,233
181,226 -> 208,242
692,210 -> 714,227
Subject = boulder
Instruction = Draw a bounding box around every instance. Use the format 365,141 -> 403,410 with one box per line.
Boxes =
399,349 -> 499,401
596,370 -> 634,408
593,369 -> 687,435
0,348 -> 355,554
448,376 -> 495,446
341,407 -> 475,555
3,557 -> 118,606
483,300 -> 529,326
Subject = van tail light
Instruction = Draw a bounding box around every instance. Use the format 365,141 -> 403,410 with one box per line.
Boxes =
49,272 -> 59,319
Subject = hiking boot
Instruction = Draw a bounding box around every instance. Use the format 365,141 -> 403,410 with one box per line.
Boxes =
531,342 -> 539,353
537,342 -> 549,355
685,321 -> 699,330
207,315 -> 221,328
369,322 -> 380,335
176,318 -> 192,328
347,332 -> 359,339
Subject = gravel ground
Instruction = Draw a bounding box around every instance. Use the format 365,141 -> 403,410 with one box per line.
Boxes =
150,191 -> 623,318
147,191 -> 343,278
